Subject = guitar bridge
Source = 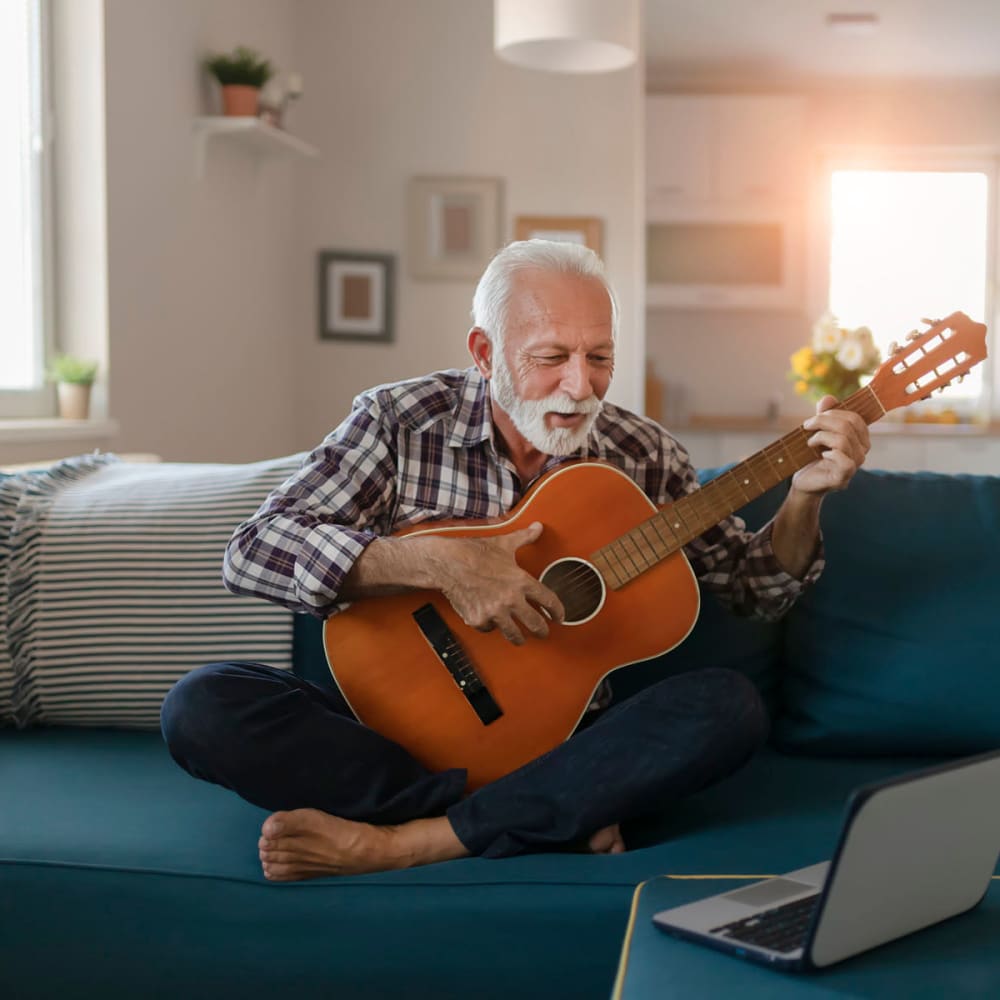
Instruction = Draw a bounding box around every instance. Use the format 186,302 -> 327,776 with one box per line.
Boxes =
412,603 -> 502,726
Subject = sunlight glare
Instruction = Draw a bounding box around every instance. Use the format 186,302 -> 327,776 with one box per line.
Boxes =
829,170 -> 988,401
0,0 -> 39,391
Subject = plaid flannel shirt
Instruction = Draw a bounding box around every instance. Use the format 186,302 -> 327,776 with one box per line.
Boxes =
224,368 -> 823,626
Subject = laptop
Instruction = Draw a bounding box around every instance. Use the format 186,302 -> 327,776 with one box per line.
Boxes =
652,749 -> 1000,971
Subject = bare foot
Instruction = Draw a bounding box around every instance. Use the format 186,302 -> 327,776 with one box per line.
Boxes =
258,808 -> 469,882
587,823 -> 626,855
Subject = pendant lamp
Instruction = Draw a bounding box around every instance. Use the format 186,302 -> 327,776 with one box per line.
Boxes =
494,0 -> 639,74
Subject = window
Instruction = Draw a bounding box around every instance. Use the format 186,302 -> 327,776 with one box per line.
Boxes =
1,0 -> 52,416
827,160 -> 994,415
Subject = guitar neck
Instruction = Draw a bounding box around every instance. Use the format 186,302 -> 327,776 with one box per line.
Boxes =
591,385 -> 886,590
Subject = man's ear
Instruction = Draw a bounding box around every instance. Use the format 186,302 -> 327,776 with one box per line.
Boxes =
468,327 -> 493,378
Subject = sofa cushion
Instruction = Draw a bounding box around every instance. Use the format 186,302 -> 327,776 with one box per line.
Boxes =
9,454 -> 304,729
775,469 -> 1000,755
0,728 -> 961,999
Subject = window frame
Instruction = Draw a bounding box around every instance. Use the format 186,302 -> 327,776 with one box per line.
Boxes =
811,146 -> 998,421
1,0 -> 56,418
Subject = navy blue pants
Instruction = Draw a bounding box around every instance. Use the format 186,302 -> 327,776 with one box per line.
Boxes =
160,661 -> 767,858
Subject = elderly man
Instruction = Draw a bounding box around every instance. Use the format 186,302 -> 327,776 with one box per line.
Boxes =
161,240 -> 869,881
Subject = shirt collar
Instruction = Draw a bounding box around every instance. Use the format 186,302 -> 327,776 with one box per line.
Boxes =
448,367 -> 494,449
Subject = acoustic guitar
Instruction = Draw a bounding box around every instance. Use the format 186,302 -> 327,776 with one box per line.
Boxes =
324,313 -> 987,789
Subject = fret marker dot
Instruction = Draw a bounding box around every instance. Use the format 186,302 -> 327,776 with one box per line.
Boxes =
777,458 -> 784,463
674,523 -> 681,529
744,479 -> 750,486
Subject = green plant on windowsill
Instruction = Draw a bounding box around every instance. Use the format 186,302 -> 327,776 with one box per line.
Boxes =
46,354 -> 98,386
46,354 -> 98,420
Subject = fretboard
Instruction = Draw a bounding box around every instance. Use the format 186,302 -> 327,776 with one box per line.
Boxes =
591,385 -> 886,590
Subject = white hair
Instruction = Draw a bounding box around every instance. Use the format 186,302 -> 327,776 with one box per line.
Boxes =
471,239 -> 619,348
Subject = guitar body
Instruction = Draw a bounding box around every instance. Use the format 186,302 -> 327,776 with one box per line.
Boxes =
323,462 -> 700,790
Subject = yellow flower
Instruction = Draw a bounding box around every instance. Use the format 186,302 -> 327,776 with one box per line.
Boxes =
795,379 -> 809,395
790,346 -> 814,377
813,361 -> 830,378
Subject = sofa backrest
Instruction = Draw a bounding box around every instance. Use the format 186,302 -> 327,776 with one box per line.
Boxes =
775,468 -> 1000,757
6,455 -> 998,765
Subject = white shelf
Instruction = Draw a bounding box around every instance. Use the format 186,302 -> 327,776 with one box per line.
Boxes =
192,117 -> 319,176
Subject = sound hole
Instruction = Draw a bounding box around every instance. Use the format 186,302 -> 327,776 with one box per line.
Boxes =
539,557 -> 606,625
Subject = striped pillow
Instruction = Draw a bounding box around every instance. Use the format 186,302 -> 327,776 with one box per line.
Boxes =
9,453 -> 306,729
0,473 -> 22,724
1,456 -> 117,725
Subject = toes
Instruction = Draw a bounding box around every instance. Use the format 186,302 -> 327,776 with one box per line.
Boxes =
261,812 -> 289,839
263,861 -> 330,883
585,824 -> 627,855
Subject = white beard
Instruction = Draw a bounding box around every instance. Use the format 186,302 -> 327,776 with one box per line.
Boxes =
490,349 -> 602,456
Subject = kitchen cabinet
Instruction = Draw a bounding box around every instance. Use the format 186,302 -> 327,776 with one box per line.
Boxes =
645,95 -> 806,207
645,95 -> 807,311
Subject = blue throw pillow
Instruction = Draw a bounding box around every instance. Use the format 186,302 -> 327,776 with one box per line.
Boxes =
775,469 -> 1000,755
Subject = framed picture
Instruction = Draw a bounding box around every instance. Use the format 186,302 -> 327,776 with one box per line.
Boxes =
318,251 -> 394,343
514,215 -> 603,256
407,176 -> 503,280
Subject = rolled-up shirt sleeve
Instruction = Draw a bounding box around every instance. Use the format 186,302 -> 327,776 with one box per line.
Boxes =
223,395 -> 396,617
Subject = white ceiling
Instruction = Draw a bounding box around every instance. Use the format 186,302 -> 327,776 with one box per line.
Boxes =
644,0 -> 1000,88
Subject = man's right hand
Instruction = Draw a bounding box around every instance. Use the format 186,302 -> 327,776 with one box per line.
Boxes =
340,521 -> 565,646
433,522 -> 565,646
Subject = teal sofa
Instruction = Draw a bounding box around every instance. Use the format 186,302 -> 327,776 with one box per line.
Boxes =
2,460 -> 999,999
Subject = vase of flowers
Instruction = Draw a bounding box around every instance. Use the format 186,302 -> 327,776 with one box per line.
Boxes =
788,313 -> 881,402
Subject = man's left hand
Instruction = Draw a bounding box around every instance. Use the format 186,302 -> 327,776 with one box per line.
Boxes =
791,395 -> 870,497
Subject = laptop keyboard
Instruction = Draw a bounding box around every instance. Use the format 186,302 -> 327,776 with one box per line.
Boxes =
711,894 -> 819,954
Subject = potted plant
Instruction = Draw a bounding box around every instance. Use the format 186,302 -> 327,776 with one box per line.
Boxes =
47,354 -> 98,420
205,46 -> 276,117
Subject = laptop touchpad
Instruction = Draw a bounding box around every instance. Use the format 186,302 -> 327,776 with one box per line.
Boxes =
723,878 -> 817,908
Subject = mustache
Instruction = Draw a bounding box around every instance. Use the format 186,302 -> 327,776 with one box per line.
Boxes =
539,393 -> 602,416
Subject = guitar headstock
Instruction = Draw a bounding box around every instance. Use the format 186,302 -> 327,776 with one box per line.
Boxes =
867,312 -> 988,414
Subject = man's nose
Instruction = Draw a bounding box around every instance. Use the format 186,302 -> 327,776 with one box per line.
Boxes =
560,356 -> 591,400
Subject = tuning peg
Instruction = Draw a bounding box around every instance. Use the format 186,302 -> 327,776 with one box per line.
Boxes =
957,374 -> 965,384
905,329 -> 921,342
888,340 -> 901,356
921,317 -> 942,327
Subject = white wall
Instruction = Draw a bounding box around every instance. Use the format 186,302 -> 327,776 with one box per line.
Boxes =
290,0 -> 644,447
0,0 -> 644,467
646,83 -> 1000,426
103,0 -> 302,462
